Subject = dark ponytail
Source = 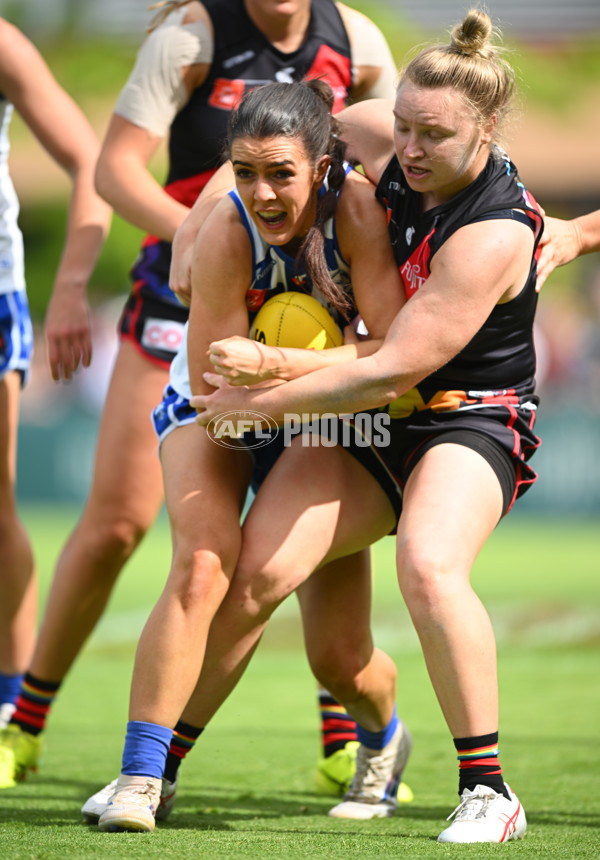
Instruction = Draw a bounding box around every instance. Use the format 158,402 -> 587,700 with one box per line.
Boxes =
227,79 -> 351,316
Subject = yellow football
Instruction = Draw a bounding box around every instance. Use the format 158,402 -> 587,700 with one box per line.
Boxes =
249,292 -> 343,350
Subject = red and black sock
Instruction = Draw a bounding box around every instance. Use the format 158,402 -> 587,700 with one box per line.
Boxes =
318,688 -> 358,757
10,672 -> 61,736
454,731 -> 510,799
163,720 -> 204,782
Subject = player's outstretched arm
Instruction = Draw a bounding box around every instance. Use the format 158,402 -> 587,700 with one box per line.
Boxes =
0,19 -> 111,381
537,209 -> 600,288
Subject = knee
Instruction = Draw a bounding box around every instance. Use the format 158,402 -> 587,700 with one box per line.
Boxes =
309,642 -> 373,702
0,508 -> 32,563
78,512 -> 148,569
396,538 -> 457,622
229,547 -> 307,624
169,545 -> 234,614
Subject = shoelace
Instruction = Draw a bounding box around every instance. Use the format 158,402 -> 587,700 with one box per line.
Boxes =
348,748 -> 395,800
446,790 -> 498,822
113,780 -> 159,807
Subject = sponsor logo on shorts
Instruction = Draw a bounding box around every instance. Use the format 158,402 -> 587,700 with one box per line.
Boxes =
141,318 -> 185,354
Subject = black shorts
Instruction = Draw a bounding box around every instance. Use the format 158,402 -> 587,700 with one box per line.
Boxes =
119,292 -> 188,367
406,429 -> 517,517
387,402 -> 539,519
338,400 -> 540,530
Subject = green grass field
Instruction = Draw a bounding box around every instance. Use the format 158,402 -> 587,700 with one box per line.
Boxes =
0,507 -> 598,859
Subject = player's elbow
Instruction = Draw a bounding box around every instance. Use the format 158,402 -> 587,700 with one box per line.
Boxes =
94,151 -> 121,206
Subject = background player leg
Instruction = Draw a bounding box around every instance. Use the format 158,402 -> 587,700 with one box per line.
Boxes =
0,372 -> 36,727
1,343 -> 167,784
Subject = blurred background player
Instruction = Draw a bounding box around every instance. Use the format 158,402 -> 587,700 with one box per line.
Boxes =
0,0 -> 412,801
0,18 -> 110,720
0,18 -> 110,733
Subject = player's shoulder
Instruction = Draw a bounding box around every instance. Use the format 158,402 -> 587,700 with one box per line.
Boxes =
143,0 -> 213,50
339,98 -> 395,129
335,2 -> 381,33
337,169 -> 385,240
181,1 -> 213,31
337,100 -> 395,185
342,167 -> 375,199
199,194 -> 250,252
0,18 -> 31,68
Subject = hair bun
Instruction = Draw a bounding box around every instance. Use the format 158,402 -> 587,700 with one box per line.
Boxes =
305,78 -> 335,114
450,9 -> 493,57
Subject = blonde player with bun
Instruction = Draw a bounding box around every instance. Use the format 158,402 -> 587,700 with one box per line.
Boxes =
195,9 -> 544,843
0,0 -> 401,796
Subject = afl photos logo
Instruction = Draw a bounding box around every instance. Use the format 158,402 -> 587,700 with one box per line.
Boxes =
207,411 -> 279,449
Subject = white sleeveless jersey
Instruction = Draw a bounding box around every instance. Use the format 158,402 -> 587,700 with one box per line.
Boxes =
0,97 -> 25,294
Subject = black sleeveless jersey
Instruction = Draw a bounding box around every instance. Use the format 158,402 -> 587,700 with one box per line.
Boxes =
375,150 -> 544,410
168,0 -> 351,185
132,0 -> 352,304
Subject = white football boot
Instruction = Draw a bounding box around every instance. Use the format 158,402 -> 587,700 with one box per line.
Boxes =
83,774 -> 178,823
438,783 -> 527,843
328,720 -> 412,819
97,774 -> 161,832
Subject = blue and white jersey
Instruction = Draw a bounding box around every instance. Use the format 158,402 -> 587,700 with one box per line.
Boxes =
169,174 -> 353,400
0,96 -> 25,295
228,184 -> 352,327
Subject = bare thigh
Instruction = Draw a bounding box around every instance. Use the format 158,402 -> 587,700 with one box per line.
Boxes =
160,425 -> 253,568
238,440 -> 396,611
397,441 -> 504,586
81,340 -> 168,535
0,371 -> 21,505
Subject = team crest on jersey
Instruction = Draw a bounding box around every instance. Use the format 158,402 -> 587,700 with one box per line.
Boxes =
405,226 -> 415,246
208,78 -> 246,111
246,288 -> 267,312
275,67 -> 296,83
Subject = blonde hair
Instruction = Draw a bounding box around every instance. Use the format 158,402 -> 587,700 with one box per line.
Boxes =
400,9 -> 515,134
147,0 -> 194,33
